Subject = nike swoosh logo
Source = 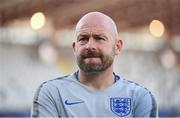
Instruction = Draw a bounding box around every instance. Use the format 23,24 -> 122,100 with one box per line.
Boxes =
65,100 -> 84,105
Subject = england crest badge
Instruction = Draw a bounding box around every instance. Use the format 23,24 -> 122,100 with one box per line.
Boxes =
110,98 -> 131,117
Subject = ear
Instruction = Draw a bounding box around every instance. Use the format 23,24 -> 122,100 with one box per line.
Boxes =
72,42 -> 76,52
115,39 -> 123,55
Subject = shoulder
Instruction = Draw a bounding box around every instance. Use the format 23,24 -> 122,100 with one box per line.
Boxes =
32,74 -> 75,117
118,77 -> 158,116
116,74 -> 156,102
125,80 -> 158,116
33,74 -> 74,100
42,74 -> 70,87
119,77 -> 153,96
37,75 -> 69,90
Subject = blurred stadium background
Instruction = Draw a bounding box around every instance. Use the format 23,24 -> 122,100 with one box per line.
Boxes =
0,0 -> 180,117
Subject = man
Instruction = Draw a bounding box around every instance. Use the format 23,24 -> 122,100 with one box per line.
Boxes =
31,12 -> 158,117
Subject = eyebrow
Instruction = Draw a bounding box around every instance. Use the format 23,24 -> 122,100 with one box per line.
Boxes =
92,34 -> 107,38
77,34 -> 90,38
77,33 -> 107,39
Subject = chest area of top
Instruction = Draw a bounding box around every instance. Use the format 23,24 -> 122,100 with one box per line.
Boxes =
59,85 -> 133,117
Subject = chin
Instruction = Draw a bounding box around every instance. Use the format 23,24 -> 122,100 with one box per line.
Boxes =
83,70 -> 102,76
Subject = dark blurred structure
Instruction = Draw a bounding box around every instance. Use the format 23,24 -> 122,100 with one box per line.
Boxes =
0,0 -> 180,35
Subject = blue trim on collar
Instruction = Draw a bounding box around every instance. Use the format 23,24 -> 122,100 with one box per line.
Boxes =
75,71 -> 120,83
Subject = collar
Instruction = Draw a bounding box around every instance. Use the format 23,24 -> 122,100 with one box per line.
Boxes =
75,71 -> 120,83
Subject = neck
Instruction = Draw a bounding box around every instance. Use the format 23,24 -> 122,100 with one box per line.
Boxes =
78,66 -> 115,90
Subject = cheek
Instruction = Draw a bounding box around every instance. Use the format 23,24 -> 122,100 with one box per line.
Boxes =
101,45 -> 111,53
103,46 -> 115,55
75,48 -> 83,58
76,45 -> 87,54
76,48 -> 83,54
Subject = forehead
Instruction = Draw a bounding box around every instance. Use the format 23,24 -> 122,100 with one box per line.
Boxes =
76,24 -> 113,36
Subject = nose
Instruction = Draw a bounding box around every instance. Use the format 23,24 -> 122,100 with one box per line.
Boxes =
85,37 -> 96,50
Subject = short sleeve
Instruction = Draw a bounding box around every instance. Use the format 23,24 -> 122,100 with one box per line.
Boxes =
133,88 -> 158,117
31,82 -> 59,117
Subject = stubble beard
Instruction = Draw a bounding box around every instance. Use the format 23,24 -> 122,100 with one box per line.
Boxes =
77,47 -> 115,76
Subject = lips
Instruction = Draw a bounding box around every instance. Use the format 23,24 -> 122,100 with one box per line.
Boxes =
84,56 -> 100,58
84,57 -> 101,64
82,52 -> 101,58
83,56 -> 100,61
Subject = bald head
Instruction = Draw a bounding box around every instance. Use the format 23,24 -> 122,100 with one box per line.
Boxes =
75,12 -> 118,40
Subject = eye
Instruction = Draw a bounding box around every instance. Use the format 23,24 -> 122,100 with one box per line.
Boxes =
78,37 -> 88,42
77,36 -> 89,45
95,36 -> 105,41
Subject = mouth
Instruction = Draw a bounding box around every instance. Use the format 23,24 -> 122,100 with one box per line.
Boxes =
84,56 -> 99,58
83,56 -> 101,60
83,57 -> 101,62
81,50 -> 102,60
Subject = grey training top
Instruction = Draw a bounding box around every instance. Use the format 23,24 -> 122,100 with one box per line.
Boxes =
31,72 -> 158,117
